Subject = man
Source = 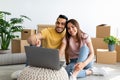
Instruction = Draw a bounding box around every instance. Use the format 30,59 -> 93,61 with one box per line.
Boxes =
27,14 -> 68,57
11,14 -> 68,79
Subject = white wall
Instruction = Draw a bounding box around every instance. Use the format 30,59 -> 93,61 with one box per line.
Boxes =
1,0 -> 120,37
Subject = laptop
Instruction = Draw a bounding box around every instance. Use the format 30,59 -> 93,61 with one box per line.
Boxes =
24,46 -> 64,70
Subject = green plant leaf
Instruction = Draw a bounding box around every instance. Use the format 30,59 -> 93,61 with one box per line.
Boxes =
103,36 -> 120,45
0,11 -> 31,50
10,18 -> 23,24
20,15 -> 31,21
0,11 -> 11,15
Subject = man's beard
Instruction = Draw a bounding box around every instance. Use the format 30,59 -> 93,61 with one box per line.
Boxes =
55,27 -> 65,33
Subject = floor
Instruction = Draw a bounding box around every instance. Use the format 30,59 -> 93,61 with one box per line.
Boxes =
0,64 -> 25,80
78,63 -> 120,80
0,63 -> 120,80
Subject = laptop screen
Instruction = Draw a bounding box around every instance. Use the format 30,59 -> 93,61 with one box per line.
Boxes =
25,46 -> 64,70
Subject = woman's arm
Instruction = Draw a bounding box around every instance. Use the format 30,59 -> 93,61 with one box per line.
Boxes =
83,41 -> 94,66
59,42 -> 66,58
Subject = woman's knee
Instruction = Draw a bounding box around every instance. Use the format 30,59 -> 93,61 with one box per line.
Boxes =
77,45 -> 90,62
80,45 -> 89,54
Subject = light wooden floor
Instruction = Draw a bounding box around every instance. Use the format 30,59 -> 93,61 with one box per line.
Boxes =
78,63 -> 120,80
0,63 -> 120,80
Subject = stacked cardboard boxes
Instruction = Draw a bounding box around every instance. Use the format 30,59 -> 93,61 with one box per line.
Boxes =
92,24 -> 110,55
96,24 -> 111,38
11,29 -> 36,53
96,49 -> 117,64
94,24 -> 118,64
21,29 -> 36,40
91,38 -> 107,55
37,24 -> 55,33
11,39 -> 29,53
116,45 -> 120,62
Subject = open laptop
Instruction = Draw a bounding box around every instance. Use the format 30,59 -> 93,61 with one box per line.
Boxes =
24,46 -> 65,70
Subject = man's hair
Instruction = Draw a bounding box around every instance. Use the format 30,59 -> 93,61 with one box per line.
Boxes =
58,14 -> 68,21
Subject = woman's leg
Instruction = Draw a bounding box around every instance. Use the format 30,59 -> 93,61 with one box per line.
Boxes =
74,45 -> 94,78
76,61 -> 94,78
65,58 -> 77,76
65,63 -> 75,76
77,44 -> 89,62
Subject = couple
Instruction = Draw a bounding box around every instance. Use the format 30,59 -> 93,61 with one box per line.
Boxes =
27,14 -> 94,80
12,14 -> 107,80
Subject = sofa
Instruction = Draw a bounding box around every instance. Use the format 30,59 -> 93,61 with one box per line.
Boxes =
0,52 -> 26,65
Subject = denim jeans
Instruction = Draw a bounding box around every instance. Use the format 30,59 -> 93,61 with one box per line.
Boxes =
65,45 -> 94,78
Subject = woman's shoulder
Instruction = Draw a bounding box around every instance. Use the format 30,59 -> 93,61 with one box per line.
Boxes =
81,33 -> 89,39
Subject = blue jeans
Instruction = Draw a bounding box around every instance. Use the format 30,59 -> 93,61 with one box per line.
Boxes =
65,45 -> 94,78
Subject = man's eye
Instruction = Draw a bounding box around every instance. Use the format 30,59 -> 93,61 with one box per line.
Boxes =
56,22 -> 60,24
61,23 -> 65,26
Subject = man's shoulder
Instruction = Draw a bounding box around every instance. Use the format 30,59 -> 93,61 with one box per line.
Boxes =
41,27 -> 54,33
43,27 -> 55,31
47,27 -> 55,30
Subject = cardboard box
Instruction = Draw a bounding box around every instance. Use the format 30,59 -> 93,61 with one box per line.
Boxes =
96,49 -> 117,64
37,24 -> 55,33
91,38 -> 108,55
96,25 -> 110,38
21,29 -> 36,40
116,45 -> 120,62
11,39 -> 29,53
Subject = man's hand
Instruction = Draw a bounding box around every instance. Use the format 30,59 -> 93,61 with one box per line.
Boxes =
27,35 -> 41,47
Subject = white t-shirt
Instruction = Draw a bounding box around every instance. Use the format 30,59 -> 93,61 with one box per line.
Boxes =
63,34 -> 91,59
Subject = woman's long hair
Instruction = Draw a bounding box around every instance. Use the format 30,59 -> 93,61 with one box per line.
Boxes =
65,19 -> 87,64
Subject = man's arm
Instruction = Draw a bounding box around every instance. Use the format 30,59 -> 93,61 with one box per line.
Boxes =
27,33 -> 43,47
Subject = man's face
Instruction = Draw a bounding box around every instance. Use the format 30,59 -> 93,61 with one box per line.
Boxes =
55,18 -> 66,33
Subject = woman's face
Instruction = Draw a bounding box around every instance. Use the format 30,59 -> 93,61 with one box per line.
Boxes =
67,22 -> 77,37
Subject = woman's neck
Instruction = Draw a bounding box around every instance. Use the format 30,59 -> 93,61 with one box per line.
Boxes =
72,36 -> 78,42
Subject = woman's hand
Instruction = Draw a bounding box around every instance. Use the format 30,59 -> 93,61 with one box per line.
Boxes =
74,62 -> 86,71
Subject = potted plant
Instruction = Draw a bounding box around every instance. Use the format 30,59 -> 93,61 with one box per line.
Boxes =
103,35 -> 120,51
0,11 -> 31,53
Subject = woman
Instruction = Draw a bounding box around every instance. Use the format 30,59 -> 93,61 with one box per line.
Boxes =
62,19 -> 94,80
